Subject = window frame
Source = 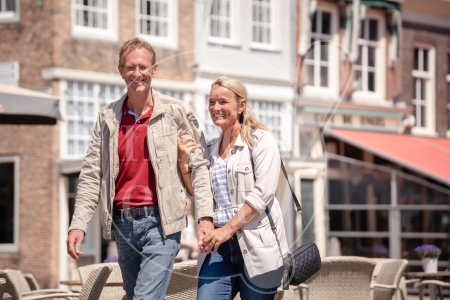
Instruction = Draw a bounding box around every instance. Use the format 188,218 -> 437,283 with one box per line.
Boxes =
137,0 -> 179,50
208,0 -> 240,46
0,155 -> 20,253
411,44 -> 436,135
302,3 -> 339,99
59,80 -> 126,159
250,0 -> 279,51
248,99 -> 282,145
0,0 -> 19,23
71,0 -> 118,42
352,9 -> 386,103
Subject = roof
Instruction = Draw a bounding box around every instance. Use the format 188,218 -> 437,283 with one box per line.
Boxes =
0,83 -> 62,124
326,129 -> 450,185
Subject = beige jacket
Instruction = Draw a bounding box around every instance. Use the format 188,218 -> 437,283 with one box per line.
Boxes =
197,129 -> 290,279
68,90 -> 214,239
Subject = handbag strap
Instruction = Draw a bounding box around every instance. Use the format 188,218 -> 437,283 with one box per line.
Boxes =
249,150 -> 314,243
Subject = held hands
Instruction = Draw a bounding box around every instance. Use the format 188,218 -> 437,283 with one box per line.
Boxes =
201,224 -> 235,253
66,229 -> 85,260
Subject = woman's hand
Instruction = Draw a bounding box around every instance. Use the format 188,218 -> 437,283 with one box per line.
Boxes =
201,225 -> 235,253
177,129 -> 198,167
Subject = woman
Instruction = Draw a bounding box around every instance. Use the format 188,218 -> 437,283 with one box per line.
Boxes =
178,77 -> 290,300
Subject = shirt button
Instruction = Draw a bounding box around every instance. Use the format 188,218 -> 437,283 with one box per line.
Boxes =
234,209 -> 238,213
231,150 -> 235,154
245,167 -> 249,171
258,222 -> 262,226
237,229 -> 242,234
243,250 -> 247,254
228,169 -> 231,173
230,189 -> 234,195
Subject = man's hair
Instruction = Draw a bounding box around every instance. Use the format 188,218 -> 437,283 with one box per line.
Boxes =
118,37 -> 156,67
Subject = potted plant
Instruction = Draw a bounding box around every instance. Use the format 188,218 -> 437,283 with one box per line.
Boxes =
414,244 -> 441,273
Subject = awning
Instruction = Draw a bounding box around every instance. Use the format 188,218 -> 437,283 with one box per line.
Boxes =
0,83 -> 62,124
326,129 -> 450,185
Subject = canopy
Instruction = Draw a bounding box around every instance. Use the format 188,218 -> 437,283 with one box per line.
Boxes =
326,129 -> 450,185
0,83 -> 62,124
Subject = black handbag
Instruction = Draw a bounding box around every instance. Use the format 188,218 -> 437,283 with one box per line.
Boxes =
250,151 -> 321,290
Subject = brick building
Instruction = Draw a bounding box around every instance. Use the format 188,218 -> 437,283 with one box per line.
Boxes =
293,0 -> 450,271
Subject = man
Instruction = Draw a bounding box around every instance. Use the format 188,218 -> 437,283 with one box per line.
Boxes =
66,37 -> 214,300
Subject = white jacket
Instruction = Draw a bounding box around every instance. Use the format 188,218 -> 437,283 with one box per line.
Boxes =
197,129 -> 290,279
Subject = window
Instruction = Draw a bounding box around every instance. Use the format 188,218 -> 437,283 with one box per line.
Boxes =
327,154 -> 450,263
209,0 -> 239,45
66,81 -> 124,157
252,0 -> 276,49
0,0 -> 19,23
355,18 -> 379,93
139,0 -> 178,49
0,156 -> 19,252
158,89 -> 184,100
412,48 -> 431,128
210,0 -> 231,39
72,0 -> 118,41
249,100 -> 281,144
305,10 -> 332,88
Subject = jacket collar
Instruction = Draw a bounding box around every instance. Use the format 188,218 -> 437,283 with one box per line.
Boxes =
102,88 -> 163,127
209,132 -> 246,161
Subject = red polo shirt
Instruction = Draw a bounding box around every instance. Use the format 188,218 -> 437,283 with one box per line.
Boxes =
114,99 -> 158,209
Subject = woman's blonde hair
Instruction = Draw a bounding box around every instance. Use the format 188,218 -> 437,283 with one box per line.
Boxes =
211,77 -> 269,149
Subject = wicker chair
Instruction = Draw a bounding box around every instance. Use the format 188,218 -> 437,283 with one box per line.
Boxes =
22,265 -> 113,300
419,280 -> 450,300
0,278 -> 6,300
299,256 -> 376,300
164,260 -> 198,300
21,274 -> 40,292
371,259 -> 408,300
0,269 -> 70,299
77,263 -> 125,300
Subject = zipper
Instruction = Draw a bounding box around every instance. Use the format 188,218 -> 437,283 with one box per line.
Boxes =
147,115 -> 167,238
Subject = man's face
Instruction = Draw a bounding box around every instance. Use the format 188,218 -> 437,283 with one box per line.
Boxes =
118,48 -> 157,94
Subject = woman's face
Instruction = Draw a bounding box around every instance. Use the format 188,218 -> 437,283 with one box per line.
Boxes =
208,84 -> 246,133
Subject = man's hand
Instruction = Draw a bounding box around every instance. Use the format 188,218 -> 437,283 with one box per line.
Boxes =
66,229 -> 85,260
197,217 -> 214,253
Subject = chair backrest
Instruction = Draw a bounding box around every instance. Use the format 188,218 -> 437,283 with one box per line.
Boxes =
78,263 -> 124,300
373,259 -> 408,300
305,256 -> 376,300
78,265 -> 113,300
0,270 -> 22,299
165,260 -> 198,300
0,278 -> 6,298
22,273 -> 40,291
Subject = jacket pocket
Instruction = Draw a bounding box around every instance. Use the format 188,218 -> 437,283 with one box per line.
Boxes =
243,220 -> 276,248
235,162 -> 254,192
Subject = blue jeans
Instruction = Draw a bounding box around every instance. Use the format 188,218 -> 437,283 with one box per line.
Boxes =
113,213 -> 180,300
197,237 -> 279,300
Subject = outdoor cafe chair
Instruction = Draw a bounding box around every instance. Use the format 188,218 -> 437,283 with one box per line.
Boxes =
0,269 -> 70,299
21,275 -> 39,292
371,259 -> 408,300
77,263 -> 125,300
1,278 -> 6,300
21,265 -> 113,300
419,280 -> 450,300
165,259 -> 198,300
299,256 -> 376,300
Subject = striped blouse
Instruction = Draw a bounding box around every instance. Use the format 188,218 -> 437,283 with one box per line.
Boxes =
212,157 -> 234,227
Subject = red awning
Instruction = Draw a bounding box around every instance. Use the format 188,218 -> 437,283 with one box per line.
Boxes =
326,129 -> 450,185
